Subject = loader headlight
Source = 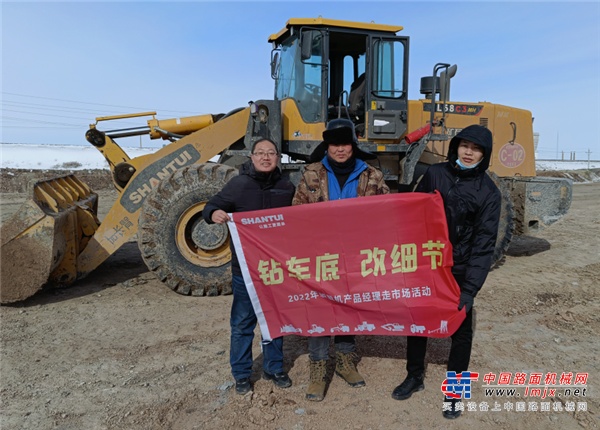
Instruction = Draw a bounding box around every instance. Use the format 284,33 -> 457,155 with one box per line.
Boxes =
258,105 -> 269,123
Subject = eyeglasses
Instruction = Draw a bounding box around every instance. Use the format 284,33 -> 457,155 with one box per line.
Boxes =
252,151 -> 278,158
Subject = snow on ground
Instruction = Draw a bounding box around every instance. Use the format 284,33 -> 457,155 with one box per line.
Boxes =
535,160 -> 600,170
0,144 -> 157,170
1,143 -> 598,171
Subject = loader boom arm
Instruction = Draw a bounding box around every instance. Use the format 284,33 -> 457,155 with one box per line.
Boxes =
77,107 -> 250,277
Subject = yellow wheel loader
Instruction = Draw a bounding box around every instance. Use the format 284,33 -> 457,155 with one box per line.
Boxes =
0,17 -> 572,304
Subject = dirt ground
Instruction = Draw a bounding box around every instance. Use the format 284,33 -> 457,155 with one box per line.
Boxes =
1,170 -> 599,430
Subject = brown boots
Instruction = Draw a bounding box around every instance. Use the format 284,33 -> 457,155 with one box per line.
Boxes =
335,351 -> 366,387
306,359 -> 327,401
306,352 -> 365,401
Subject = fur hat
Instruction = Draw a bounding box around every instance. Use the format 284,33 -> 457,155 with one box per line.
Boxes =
309,118 -> 376,163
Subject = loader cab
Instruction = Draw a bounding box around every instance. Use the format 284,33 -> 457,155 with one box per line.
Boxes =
269,18 -> 409,161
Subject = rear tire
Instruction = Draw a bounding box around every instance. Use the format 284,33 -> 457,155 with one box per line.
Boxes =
138,163 -> 238,296
488,172 -> 514,269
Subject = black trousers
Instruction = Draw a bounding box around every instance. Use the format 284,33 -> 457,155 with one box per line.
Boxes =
406,309 -> 474,377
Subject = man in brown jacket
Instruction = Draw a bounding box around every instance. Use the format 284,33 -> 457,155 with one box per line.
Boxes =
292,118 -> 389,401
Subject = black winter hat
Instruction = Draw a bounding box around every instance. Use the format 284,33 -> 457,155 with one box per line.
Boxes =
309,118 -> 376,163
448,124 -> 493,171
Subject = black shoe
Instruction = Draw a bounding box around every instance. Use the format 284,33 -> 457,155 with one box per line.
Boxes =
391,375 -> 424,400
262,371 -> 292,388
443,397 -> 462,419
235,377 -> 252,395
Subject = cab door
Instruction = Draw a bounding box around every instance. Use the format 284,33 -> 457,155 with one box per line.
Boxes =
366,35 -> 410,141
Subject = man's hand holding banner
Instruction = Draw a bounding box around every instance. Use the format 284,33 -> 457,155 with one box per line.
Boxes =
228,192 -> 465,341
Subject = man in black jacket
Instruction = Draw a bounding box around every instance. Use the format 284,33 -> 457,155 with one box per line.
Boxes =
203,138 -> 295,395
391,125 -> 501,419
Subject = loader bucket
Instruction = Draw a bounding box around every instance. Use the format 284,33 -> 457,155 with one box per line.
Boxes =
1,175 -> 100,304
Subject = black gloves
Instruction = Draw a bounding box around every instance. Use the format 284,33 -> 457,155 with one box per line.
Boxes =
458,292 -> 474,313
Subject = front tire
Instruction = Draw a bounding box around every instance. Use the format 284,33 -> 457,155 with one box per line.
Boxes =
138,163 -> 238,296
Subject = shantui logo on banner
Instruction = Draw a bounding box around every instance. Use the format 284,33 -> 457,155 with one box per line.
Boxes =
228,192 -> 466,341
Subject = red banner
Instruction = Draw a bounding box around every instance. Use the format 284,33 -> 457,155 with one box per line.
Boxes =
228,192 -> 465,341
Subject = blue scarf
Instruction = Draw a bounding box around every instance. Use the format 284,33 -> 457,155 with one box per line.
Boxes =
322,156 -> 368,200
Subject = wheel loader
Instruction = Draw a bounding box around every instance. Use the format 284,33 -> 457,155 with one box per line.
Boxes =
0,17 -> 572,304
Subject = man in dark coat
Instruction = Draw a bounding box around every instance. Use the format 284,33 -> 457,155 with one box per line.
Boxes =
203,138 -> 295,395
391,125 -> 501,419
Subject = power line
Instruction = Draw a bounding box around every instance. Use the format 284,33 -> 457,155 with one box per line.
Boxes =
1,116 -> 83,127
3,100 -> 112,115
2,92 -> 197,115
2,109 -> 91,121
0,125 -> 82,129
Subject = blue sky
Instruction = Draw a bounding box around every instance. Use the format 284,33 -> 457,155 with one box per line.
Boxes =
2,1 -> 599,159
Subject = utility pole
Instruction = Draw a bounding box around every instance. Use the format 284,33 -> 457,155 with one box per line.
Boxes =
587,148 -> 592,171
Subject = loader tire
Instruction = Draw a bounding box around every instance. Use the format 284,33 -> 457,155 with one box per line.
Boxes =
489,172 -> 514,269
138,163 -> 238,296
